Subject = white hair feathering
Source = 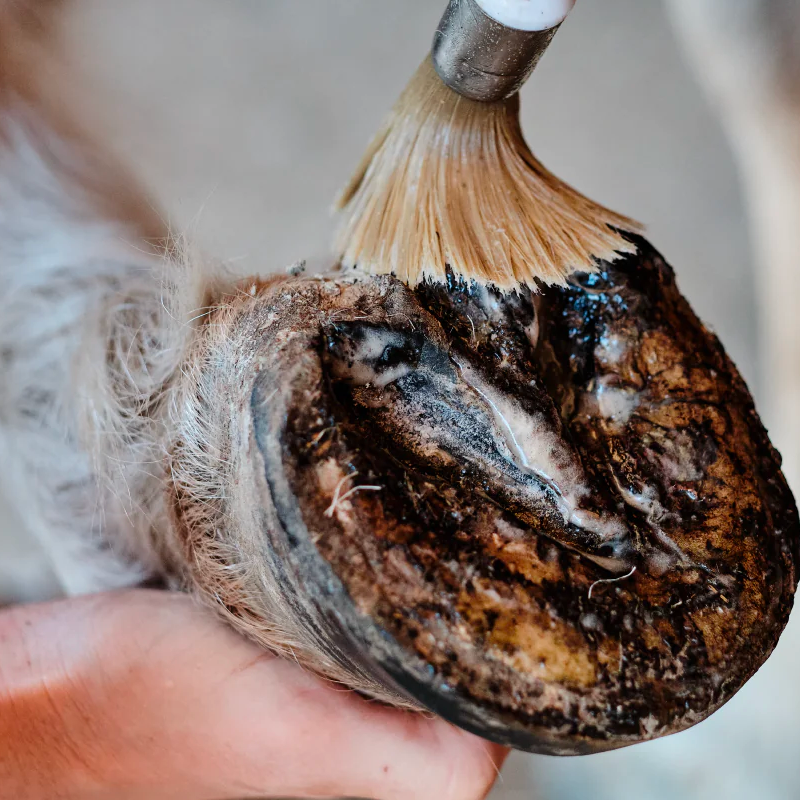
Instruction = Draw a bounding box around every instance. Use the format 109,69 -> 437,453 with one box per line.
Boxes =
0,9 -> 222,596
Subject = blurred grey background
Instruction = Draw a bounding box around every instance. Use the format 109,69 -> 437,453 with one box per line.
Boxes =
6,0 -> 797,797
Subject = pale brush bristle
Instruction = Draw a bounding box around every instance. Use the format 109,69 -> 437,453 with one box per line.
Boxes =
335,57 -> 642,291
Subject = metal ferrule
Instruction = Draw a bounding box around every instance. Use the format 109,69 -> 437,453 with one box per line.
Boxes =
432,0 -> 560,102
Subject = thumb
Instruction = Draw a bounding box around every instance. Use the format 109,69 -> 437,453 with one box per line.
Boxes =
0,590 -> 508,800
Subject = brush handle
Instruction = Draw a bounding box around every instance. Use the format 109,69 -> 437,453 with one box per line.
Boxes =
432,0 -> 575,102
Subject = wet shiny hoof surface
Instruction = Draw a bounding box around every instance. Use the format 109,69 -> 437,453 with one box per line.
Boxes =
191,236 -> 800,754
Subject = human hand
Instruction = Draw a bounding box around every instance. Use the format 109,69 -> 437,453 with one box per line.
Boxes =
0,590 -> 506,800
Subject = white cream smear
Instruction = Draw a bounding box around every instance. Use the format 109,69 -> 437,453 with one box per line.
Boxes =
656,430 -> 703,483
596,378 -> 640,427
472,284 -> 506,322
330,328 -> 413,388
612,477 -> 687,573
476,0 -> 576,31
454,359 -> 626,542
333,328 -> 630,550
595,331 -> 630,367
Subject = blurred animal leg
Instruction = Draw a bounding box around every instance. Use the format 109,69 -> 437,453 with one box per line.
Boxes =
0,2 -> 180,597
667,0 -> 800,489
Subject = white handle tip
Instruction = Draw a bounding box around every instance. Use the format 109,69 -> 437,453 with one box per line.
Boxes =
475,0 -> 576,31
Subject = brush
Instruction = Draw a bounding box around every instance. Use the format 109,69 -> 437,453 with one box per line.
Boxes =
335,0 -> 640,291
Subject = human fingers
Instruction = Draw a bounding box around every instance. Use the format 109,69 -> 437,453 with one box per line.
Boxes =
0,589 -> 507,800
